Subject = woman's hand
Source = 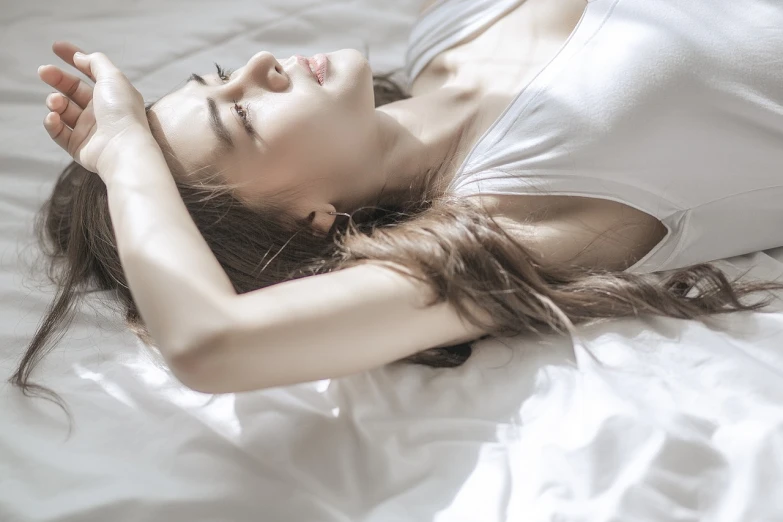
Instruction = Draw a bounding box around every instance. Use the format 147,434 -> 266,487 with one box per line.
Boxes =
39,41 -> 152,180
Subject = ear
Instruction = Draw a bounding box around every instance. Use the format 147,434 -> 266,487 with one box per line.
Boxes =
307,203 -> 337,235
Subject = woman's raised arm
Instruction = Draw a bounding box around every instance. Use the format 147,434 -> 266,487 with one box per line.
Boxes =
188,262 -> 488,393
41,46 -> 487,393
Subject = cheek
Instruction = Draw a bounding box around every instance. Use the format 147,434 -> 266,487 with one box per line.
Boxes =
278,117 -> 347,169
245,130 -> 325,188
264,100 -> 373,179
221,149 -> 263,189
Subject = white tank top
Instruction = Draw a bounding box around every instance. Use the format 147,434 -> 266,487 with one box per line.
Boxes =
405,0 -> 783,274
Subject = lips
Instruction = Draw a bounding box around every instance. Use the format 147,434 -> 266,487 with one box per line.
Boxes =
309,54 -> 327,85
294,54 -> 327,85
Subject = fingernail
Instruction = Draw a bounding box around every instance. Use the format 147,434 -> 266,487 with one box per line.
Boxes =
74,52 -> 85,60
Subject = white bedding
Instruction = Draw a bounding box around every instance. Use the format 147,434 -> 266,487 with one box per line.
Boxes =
2,1 -> 783,521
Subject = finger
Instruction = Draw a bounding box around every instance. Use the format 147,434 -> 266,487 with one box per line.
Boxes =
52,42 -> 95,81
52,41 -> 87,69
45,92 -> 82,129
52,41 -> 96,82
43,111 -> 72,152
38,64 -> 93,109
72,52 -> 121,82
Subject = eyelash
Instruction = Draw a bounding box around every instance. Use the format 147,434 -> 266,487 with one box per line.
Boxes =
215,63 -> 255,135
232,100 -> 253,133
215,63 -> 234,82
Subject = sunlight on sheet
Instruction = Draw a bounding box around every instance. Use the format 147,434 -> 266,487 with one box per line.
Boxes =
434,443 -> 510,521
124,353 -> 244,442
73,363 -> 137,408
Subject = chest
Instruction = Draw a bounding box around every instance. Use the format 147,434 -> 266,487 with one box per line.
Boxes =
410,0 -> 590,217
408,0 -> 668,270
410,0 -> 587,116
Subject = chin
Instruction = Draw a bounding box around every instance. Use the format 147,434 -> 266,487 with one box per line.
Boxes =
326,49 -> 371,83
325,49 -> 375,105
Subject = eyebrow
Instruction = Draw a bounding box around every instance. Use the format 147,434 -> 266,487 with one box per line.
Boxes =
186,73 -> 234,149
188,73 -> 206,85
207,97 -> 234,149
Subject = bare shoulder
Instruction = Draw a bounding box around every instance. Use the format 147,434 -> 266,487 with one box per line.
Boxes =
468,193 -> 668,272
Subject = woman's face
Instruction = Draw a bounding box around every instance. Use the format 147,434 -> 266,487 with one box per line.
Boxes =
148,48 -> 376,220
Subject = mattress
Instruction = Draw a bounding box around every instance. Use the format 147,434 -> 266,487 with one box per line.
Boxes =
2,1 -> 783,521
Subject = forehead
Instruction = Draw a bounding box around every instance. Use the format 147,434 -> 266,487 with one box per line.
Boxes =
147,84 -> 227,176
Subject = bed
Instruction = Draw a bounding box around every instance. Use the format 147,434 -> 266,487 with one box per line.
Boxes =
2,0 -> 783,520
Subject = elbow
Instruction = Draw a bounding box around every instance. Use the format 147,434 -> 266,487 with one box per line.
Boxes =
168,352 -> 222,394
164,332 -> 233,394
164,331 -> 277,394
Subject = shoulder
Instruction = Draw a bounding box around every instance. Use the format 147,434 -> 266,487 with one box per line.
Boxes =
468,193 -> 667,272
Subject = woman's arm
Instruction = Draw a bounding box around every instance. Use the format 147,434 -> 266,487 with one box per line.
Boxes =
110,134 -> 486,393
42,47 -> 488,394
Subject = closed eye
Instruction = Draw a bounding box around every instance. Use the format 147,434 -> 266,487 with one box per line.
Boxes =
232,100 -> 255,137
213,63 -> 255,137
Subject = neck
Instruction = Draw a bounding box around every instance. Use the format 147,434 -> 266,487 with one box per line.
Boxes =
335,86 -> 482,212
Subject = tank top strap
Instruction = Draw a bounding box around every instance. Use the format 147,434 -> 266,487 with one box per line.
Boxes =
404,0 -> 528,91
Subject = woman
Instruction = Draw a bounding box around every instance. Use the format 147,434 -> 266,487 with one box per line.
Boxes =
13,0 -> 783,403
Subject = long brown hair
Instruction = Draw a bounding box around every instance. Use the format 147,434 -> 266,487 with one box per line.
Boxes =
11,68 -> 783,412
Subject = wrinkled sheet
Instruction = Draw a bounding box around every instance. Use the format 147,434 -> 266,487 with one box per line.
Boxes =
2,1 -> 783,521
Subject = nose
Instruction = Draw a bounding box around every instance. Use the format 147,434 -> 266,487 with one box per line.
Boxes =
234,51 -> 288,93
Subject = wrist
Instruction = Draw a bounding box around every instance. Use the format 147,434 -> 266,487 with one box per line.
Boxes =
97,125 -> 161,176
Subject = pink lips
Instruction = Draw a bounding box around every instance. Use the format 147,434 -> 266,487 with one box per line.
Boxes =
294,54 -> 328,85
310,54 -> 328,85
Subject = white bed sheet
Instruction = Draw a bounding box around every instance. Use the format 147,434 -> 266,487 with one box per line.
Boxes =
2,1 -> 783,521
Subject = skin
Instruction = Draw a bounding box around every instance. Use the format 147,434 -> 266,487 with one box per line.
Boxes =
37,45 -> 493,393
40,0 -> 605,239
33,1 -> 667,392
141,0 -> 663,270
146,48 -> 484,234
40,0 -> 661,273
